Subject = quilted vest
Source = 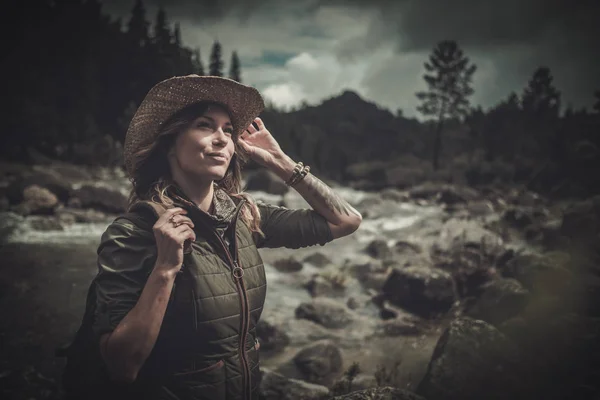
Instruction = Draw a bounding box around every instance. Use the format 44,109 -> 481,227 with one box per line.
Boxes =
125,196 -> 268,400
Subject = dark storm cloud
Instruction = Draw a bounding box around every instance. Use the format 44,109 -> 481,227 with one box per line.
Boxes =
101,0 -> 318,22
330,0 -> 600,108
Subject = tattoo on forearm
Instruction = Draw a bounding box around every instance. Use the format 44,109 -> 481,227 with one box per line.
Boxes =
303,174 -> 360,217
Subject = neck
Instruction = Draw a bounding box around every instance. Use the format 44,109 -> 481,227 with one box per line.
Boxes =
171,171 -> 214,213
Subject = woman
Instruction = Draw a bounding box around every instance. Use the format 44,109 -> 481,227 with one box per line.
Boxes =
69,75 -> 361,400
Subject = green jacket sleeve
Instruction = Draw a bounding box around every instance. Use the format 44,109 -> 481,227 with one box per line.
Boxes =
253,202 -> 333,249
92,218 -> 157,338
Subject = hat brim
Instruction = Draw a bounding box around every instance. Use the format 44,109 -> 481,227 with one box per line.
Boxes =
124,75 -> 265,176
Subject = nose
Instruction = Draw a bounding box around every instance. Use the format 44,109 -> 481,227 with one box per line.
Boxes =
212,128 -> 228,146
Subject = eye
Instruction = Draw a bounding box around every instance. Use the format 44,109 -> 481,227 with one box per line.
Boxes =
224,128 -> 233,135
197,121 -> 211,129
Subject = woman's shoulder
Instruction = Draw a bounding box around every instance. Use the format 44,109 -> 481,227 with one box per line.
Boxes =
99,206 -> 157,249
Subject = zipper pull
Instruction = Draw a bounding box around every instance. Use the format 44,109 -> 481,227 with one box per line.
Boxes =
232,261 -> 244,280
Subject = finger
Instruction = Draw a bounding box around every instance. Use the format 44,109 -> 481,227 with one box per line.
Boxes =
175,226 -> 196,243
169,214 -> 195,228
238,138 -> 252,153
246,124 -> 257,134
156,207 -> 187,228
254,117 -> 265,130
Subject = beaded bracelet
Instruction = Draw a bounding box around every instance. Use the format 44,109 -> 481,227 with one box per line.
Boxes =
287,163 -> 310,187
285,162 -> 304,186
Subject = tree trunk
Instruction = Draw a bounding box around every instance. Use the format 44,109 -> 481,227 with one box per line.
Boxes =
432,106 -> 446,171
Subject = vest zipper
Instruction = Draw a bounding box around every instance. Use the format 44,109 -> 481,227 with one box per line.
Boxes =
210,201 -> 252,399
177,196 -> 252,398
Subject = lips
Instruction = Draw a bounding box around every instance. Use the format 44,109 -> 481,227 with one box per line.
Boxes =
207,152 -> 228,162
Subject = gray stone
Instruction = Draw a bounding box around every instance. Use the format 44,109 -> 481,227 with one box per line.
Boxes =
416,317 -> 522,400
465,278 -> 530,326
302,252 -> 332,268
330,387 -> 426,400
256,319 -> 290,353
293,339 -> 344,384
382,266 -> 456,318
259,368 -> 329,400
295,298 -> 355,329
274,257 -> 303,273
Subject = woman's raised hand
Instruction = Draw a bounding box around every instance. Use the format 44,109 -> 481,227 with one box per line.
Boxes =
238,117 -> 284,167
153,207 -> 196,275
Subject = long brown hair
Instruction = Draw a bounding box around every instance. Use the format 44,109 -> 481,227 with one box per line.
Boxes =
127,101 -> 263,236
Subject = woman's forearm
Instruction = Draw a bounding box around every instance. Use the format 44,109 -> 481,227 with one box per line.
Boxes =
269,154 -> 362,237
100,265 -> 176,382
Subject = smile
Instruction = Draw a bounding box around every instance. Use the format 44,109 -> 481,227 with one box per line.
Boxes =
208,154 -> 228,162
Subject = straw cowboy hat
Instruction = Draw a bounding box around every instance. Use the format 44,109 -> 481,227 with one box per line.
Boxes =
123,74 -> 265,176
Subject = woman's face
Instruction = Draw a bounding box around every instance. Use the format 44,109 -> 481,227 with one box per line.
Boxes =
168,105 -> 235,182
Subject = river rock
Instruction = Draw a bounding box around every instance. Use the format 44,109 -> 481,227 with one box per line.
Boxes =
274,256 -> 303,273
331,373 -> 378,395
303,252 -> 332,268
6,170 -> 72,204
408,183 -> 479,205
71,183 -> 128,213
416,317 -> 522,400
344,256 -> 385,280
365,239 -> 393,261
20,185 -> 59,215
560,196 -> 600,242
245,169 -> 288,195
373,318 -> 422,337
295,298 -> 355,329
465,278 -> 530,326
382,266 -> 456,318
434,243 -> 499,298
501,252 -> 572,293
292,339 -> 343,385
305,274 -> 346,298
256,319 -> 290,353
331,387 -> 426,400
259,368 -> 329,400
432,218 -> 504,255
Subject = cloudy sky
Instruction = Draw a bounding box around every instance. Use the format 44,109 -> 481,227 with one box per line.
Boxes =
101,0 -> 599,117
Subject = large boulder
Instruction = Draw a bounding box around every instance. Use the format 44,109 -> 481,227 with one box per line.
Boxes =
259,368 -> 329,400
292,339 -> 343,385
295,298 -> 355,329
245,169 -> 288,195
330,387 -> 426,400
464,278 -> 530,326
18,185 -> 59,215
416,317 -> 523,400
500,252 -> 571,293
382,266 -> 456,318
560,196 -> 600,244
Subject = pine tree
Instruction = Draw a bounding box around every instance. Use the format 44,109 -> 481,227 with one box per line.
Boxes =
229,51 -> 241,82
153,6 -> 171,50
415,40 -> 477,170
127,0 -> 149,47
521,67 -> 561,117
174,22 -> 181,47
209,40 -> 224,77
193,48 -> 205,76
